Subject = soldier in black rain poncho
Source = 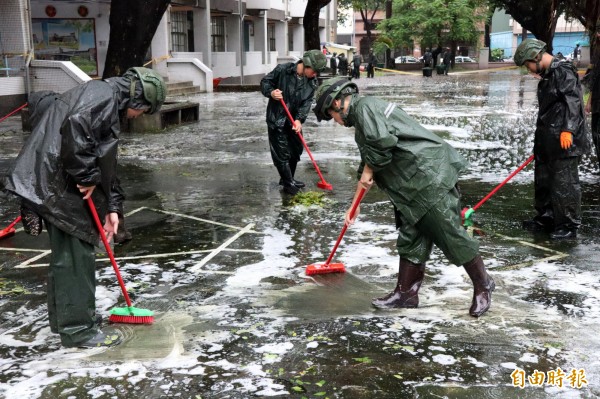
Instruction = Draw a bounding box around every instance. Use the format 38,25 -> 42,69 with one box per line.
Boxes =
4,67 -> 166,348
312,77 -> 495,317
260,50 -> 327,195
514,39 -> 588,239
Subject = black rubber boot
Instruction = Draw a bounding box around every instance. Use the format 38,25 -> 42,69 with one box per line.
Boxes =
522,215 -> 553,232
278,178 -> 305,189
289,160 -> 305,188
550,228 -> 577,239
372,259 -> 425,309
463,255 -> 495,317
280,164 -> 300,195
113,214 -> 133,244
279,161 -> 305,188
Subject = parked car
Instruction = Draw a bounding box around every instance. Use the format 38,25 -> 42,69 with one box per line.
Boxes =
395,56 -> 419,64
455,56 -> 476,63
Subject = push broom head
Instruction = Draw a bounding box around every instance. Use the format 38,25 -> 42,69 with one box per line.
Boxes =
0,227 -> 16,240
109,306 -> 154,324
316,181 -> 333,191
305,262 -> 346,276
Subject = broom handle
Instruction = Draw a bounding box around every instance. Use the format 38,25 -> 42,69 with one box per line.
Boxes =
86,197 -> 133,307
0,103 -> 28,124
279,99 -> 330,185
472,154 -> 534,211
3,215 -> 22,231
325,187 -> 367,265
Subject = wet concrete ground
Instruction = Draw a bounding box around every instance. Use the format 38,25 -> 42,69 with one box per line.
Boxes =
1,69 -> 600,398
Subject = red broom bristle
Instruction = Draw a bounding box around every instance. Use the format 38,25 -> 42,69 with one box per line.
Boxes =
0,228 -> 16,239
109,315 -> 154,324
305,263 -> 346,276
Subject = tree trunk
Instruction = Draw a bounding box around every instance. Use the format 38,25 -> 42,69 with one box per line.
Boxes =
304,0 -> 331,51
102,0 -> 170,79
493,0 -> 560,55
386,0 -> 393,68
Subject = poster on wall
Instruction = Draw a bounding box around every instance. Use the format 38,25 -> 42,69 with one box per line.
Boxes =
32,18 -> 98,76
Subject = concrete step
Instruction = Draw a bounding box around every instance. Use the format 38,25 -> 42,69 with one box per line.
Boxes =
126,100 -> 200,132
166,81 -> 194,90
167,86 -> 202,96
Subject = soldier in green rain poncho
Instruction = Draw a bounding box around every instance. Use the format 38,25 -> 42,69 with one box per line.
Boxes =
313,78 -> 495,317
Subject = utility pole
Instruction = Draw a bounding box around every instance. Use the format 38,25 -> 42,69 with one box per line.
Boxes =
238,0 -> 244,85
386,0 -> 392,67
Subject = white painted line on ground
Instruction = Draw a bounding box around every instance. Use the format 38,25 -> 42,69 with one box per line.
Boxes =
5,207 -> 260,270
0,247 -> 48,253
190,223 -> 256,274
14,250 -> 52,268
125,207 -> 261,234
123,207 -> 147,217
477,229 -> 568,271
487,230 -> 567,255
14,248 -> 260,269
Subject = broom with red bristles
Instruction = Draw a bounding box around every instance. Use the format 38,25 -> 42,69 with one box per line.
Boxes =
0,216 -> 21,240
306,187 -> 367,275
279,98 -> 333,191
87,197 -> 154,324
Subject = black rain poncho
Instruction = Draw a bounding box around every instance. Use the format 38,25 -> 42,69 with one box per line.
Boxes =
535,59 -> 588,162
260,61 -> 318,130
4,75 -> 138,245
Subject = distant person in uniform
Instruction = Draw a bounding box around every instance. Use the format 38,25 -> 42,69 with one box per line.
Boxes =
423,48 -> 433,68
330,52 -> 338,76
352,52 -> 362,79
337,53 -> 349,76
442,48 -> 452,75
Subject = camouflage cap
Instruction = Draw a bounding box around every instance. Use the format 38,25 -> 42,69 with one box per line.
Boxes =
514,39 -> 547,66
127,67 -> 166,114
313,77 -> 358,122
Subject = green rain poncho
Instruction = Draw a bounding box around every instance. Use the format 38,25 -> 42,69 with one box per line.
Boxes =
346,95 -> 468,225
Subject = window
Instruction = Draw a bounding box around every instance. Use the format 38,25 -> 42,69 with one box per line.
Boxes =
211,17 -> 225,52
268,24 -> 276,51
171,11 -> 187,52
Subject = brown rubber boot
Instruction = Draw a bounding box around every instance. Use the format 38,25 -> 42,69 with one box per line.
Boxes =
463,255 -> 495,317
372,259 -> 425,309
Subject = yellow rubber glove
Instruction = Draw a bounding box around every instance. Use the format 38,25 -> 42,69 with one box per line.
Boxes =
560,132 -> 573,149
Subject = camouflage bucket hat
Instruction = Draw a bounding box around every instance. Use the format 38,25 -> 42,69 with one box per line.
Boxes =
302,50 -> 327,72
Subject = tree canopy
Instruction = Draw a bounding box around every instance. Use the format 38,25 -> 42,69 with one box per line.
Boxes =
377,0 -> 486,55
489,0 -> 564,54
338,0 -> 386,51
